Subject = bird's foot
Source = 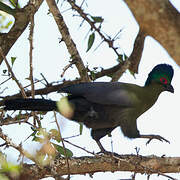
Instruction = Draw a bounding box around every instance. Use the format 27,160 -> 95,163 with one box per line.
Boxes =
95,140 -> 120,157
97,150 -> 121,158
97,150 -> 112,155
139,134 -> 170,145
96,140 -> 106,152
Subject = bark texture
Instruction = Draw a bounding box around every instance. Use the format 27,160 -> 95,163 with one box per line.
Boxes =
124,0 -> 180,65
6,155 -> 180,179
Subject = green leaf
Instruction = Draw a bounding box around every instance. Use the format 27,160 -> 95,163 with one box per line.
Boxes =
2,69 -> 7,74
0,2 -> 16,16
91,16 -> 104,23
32,136 -> 44,143
50,129 -> 59,136
0,152 -> 20,175
52,143 -> 73,157
124,53 -> 128,60
1,162 -> 20,174
11,57 -> 16,66
128,69 -> 136,77
30,127 -> 37,134
107,133 -> 112,137
87,32 -> 95,52
117,53 -> 128,63
39,112 -> 44,120
49,129 -> 61,142
30,131 -> 37,138
79,123 -> 83,135
90,70 -> 96,80
9,0 -> 20,8
117,54 -> 123,62
0,174 -> 9,180
36,128 -> 46,136
4,21 -> 13,29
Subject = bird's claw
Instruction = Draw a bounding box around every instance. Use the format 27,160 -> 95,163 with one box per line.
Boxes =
145,135 -> 170,145
97,150 -> 112,155
97,150 -> 121,158
139,134 -> 170,145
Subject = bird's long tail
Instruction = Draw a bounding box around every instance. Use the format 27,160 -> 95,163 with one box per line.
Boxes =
3,98 -> 57,111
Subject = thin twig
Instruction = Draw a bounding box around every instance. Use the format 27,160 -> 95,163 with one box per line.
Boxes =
0,77 -> 11,86
0,111 -> 45,127
67,0 -> 121,57
0,0 -> 44,64
60,61 -> 74,78
46,0 -> 89,82
157,173 -> 178,180
53,111 -> 71,180
0,127 -> 36,163
23,79 -> 44,89
28,12 -> 35,98
40,73 -> 50,86
28,11 -> 40,127
63,139 -> 96,156
0,47 -> 27,98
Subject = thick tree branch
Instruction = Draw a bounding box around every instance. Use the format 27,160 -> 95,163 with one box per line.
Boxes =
111,29 -> 146,81
0,79 -> 82,106
66,0 -> 147,77
111,60 -> 131,82
124,0 -> 180,65
46,0 -> 89,82
0,0 -> 44,64
128,29 -> 146,73
6,155 -> 180,179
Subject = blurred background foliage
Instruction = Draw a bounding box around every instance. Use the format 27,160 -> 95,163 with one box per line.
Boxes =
0,0 -> 21,32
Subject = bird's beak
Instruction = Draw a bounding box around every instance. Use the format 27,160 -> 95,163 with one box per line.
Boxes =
166,84 -> 174,93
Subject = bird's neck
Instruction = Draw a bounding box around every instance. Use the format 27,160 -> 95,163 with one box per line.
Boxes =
139,83 -> 164,113
143,83 -> 164,98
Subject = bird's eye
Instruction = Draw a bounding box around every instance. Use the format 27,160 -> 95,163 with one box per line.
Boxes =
160,77 -> 168,84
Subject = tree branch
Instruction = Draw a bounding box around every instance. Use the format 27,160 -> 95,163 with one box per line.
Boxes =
0,79 -> 82,106
67,0 -> 122,58
110,29 -> 146,81
0,128 -> 37,163
124,0 -> 180,65
128,29 -> 146,73
0,0 -> 44,64
8,155 -> 180,179
0,47 -> 27,98
46,0 -> 89,82
111,60 -> 131,82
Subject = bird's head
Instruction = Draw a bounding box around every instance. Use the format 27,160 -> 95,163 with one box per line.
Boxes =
145,64 -> 174,93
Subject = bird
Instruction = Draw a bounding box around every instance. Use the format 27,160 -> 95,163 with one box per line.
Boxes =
3,64 -> 174,153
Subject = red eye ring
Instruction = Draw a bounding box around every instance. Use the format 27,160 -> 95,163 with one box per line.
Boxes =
160,77 -> 168,84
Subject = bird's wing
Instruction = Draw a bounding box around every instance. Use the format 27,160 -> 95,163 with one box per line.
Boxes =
60,82 -> 139,107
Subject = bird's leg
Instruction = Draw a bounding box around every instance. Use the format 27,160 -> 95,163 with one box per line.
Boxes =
95,140 -> 107,153
139,134 -> 170,145
91,128 -> 115,154
96,140 -> 119,156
